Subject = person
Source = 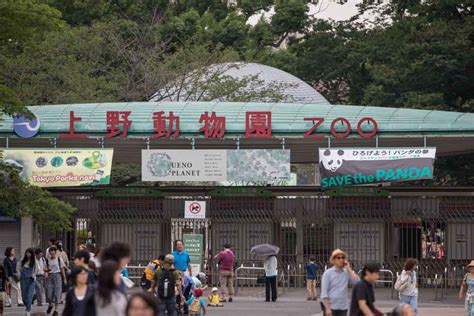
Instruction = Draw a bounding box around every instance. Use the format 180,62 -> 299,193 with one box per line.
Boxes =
55,242 -> 69,269
306,257 -> 319,301
0,264 -> 8,316
214,243 -> 235,302
89,260 -> 128,316
85,231 -> 96,248
46,239 -> 56,260
321,249 -> 359,316
264,254 -> 278,302
34,248 -> 47,307
20,248 -> 38,315
151,254 -> 184,316
100,242 -> 131,294
62,266 -> 94,316
172,240 -> 192,277
73,250 -> 95,286
45,246 -> 67,316
397,258 -> 418,315
126,293 -> 158,316
3,247 -> 24,307
87,245 -> 100,271
459,260 -> 474,316
181,272 -> 207,315
208,287 -> 223,307
349,263 -> 383,316
186,288 -> 206,316
390,304 -> 415,316
141,255 -> 165,291
78,245 -> 87,251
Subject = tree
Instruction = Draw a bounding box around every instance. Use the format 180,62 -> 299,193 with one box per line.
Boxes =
0,160 -> 75,232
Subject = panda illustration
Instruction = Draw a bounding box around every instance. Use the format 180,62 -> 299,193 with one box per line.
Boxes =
321,149 -> 345,172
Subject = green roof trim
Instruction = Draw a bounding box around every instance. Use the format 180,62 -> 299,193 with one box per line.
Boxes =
1,102 -> 473,137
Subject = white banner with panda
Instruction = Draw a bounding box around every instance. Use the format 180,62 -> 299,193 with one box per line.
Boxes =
319,147 -> 436,188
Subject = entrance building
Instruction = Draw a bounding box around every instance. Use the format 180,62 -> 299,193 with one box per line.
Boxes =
1,102 -> 474,279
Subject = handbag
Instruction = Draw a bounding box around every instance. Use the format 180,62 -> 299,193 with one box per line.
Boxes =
256,275 -> 266,284
394,274 -> 408,292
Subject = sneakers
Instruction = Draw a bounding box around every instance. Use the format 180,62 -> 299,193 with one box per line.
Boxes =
228,297 -> 233,303
53,311 -> 59,316
47,305 -> 53,314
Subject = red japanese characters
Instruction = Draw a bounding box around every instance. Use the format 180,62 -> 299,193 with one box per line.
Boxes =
58,111 -> 378,139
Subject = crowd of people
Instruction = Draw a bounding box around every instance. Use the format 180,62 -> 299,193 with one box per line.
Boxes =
1,237 -> 473,316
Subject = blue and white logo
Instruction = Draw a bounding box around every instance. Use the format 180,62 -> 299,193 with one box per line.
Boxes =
13,115 -> 40,138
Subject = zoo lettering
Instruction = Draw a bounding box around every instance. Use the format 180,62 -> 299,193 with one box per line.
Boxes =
55,111 -> 378,140
321,167 -> 433,188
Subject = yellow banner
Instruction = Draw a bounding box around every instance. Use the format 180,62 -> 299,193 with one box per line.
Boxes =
0,149 -> 113,187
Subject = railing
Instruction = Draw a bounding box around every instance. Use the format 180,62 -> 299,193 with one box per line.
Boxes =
234,266 -> 266,295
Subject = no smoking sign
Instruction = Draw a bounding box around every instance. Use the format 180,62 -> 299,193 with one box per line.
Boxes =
185,201 -> 206,219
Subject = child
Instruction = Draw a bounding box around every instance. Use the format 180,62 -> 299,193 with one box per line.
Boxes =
186,288 -> 206,316
208,287 -> 224,307
306,257 -> 319,301
0,264 -> 8,316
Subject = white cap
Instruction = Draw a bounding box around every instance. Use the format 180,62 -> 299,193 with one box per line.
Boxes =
212,287 -> 218,292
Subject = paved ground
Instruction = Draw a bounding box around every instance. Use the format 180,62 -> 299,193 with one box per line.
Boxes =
2,288 -> 466,315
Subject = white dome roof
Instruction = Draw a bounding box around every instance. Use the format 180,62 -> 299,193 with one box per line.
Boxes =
149,62 -> 330,104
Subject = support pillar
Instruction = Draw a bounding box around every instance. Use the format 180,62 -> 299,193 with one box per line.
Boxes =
296,198 -> 304,264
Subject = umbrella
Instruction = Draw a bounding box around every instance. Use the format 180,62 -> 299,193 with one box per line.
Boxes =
250,244 -> 280,256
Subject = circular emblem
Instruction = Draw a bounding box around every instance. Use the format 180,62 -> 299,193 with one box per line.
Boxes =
13,115 -> 40,138
35,157 -> 48,168
51,156 -> 64,167
189,202 -> 201,214
148,153 -> 173,177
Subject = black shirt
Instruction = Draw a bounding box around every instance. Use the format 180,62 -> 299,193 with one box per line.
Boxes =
350,279 -> 376,316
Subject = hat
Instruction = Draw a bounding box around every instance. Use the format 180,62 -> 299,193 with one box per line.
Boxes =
194,288 -> 203,297
164,254 -> 174,264
212,287 -> 218,292
467,260 -> 474,268
330,249 -> 348,264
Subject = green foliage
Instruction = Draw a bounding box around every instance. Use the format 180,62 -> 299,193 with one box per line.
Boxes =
0,163 -> 75,232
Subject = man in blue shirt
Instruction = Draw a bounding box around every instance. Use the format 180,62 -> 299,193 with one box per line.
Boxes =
172,240 -> 192,276
306,257 -> 320,301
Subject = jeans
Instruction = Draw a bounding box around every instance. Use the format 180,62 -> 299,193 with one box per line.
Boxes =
400,294 -> 418,315
158,296 -> 175,316
265,276 -> 277,302
35,275 -> 46,305
219,270 -> 234,299
20,277 -> 35,312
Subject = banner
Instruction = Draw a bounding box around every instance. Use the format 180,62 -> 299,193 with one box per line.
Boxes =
319,147 -> 436,188
142,149 -> 290,183
142,150 -> 227,182
0,149 -> 113,187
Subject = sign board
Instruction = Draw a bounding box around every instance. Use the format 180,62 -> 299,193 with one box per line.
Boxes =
319,147 -> 436,188
183,234 -> 203,274
142,149 -> 290,183
0,149 -> 113,187
185,201 -> 206,219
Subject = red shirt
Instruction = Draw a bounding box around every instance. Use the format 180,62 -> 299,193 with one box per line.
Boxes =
216,250 -> 235,272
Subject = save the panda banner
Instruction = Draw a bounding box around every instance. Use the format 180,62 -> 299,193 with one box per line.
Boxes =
319,147 -> 436,188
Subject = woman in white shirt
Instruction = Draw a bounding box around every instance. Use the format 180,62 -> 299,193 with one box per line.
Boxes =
398,258 -> 418,315
264,255 -> 278,302
93,260 -> 127,316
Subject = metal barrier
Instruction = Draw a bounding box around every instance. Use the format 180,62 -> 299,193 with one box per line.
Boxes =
359,269 -> 395,299
234,266 -> 265,295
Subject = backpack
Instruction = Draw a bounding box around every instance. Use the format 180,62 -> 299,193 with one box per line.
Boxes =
158,268 -> 176,299
189,298 -> 201,313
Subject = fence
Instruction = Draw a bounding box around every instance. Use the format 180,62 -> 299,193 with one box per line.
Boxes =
51,192 -> 474,290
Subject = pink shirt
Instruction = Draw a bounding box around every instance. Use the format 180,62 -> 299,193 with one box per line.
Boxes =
216,250 -> 235,272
